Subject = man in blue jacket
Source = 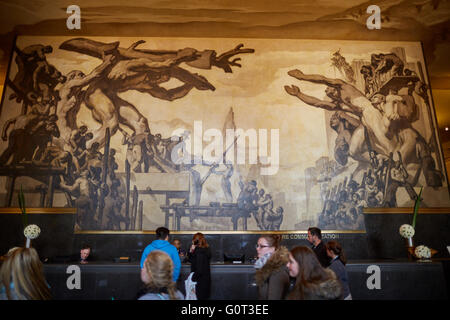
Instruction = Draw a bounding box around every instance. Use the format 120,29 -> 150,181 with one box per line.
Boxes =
140,227 -> 181,282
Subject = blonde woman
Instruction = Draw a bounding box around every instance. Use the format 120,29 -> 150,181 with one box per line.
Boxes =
139,250 -> 184,300
0,247 -> 51,300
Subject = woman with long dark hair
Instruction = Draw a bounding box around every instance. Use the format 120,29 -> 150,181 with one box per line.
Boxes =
254,234 -> 290,300
286,246 -> 342,300
187,232 -> 211,300
326,240 -> 352,300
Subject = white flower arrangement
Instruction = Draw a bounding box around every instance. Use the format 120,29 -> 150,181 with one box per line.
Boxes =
414,245 -> 431,259
399,224 -> 415,238
24,224 -> 41,240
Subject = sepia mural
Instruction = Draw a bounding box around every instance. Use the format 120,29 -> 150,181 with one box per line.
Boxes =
0,36 -> 449,232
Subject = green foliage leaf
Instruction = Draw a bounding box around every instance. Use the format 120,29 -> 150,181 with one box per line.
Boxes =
412,187 -> 423,229
18,185 -> 28,227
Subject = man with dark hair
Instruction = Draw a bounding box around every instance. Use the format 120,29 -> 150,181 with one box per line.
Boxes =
139,227 -> 181,281
307,227 -> 330,267
172,238 -> 187,262
80,244 -> 92,264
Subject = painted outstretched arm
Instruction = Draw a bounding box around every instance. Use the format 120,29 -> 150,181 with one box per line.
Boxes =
284,85 -> 340,111
107,50 -> 202,81
210,44 -> 255,73
108,41 -> 201,80
61,38 -> 254,72
287,69 -> 344,87
70,54 -> 117,87
126,40 -> 201,66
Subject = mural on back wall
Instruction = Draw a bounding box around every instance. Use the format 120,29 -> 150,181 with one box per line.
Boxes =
0,36 -> 448,232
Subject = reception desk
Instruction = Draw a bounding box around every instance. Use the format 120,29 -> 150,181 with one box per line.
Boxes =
43,260 -> 448,300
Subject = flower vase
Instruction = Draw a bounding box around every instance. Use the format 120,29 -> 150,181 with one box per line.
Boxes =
405,237 -> 415,260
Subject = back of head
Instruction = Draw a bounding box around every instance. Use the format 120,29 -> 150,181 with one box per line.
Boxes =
0,247 -> 51,300
155,227 -> 170,240
308,227 -> 322,240
326,240 -> 347,265
143,251 -> 178,299
192,232 -> 209,248
259,234 -> 282,249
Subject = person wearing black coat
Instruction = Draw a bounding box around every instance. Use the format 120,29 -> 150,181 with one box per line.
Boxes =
307,227 -> 330,268
187,232 -> 211,300
326,240 -> 352,300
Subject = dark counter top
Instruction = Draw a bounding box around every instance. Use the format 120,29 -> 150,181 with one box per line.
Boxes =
43,259 -> 446,266
42,259 -> 448,300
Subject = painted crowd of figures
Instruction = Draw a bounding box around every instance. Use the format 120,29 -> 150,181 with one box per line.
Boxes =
237,180 -> 284,230
0,39 -> 287,230
286,50 -> 444,230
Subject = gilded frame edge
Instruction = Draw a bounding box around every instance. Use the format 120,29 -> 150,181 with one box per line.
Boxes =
363,207 -> 450,214
0,207 -> 76,214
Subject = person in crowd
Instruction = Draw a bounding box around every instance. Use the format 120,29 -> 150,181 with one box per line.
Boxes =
0,247 -> 52,300
79,244 -> 92,264
307,227 -> 330,267
172,238 -> 187,262
187,232 -> 211,300
138,250 -> 184,300
254,234 -> 290,300
286,246 -> 342,300
326,240 -> 352,300
140,227 -> 181,282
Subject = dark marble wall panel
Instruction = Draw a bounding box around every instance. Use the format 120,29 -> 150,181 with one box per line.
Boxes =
364,213 -> 450,259
1,212 -> 450,261
0,213 -> 75,258
43,262 -> 448,300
